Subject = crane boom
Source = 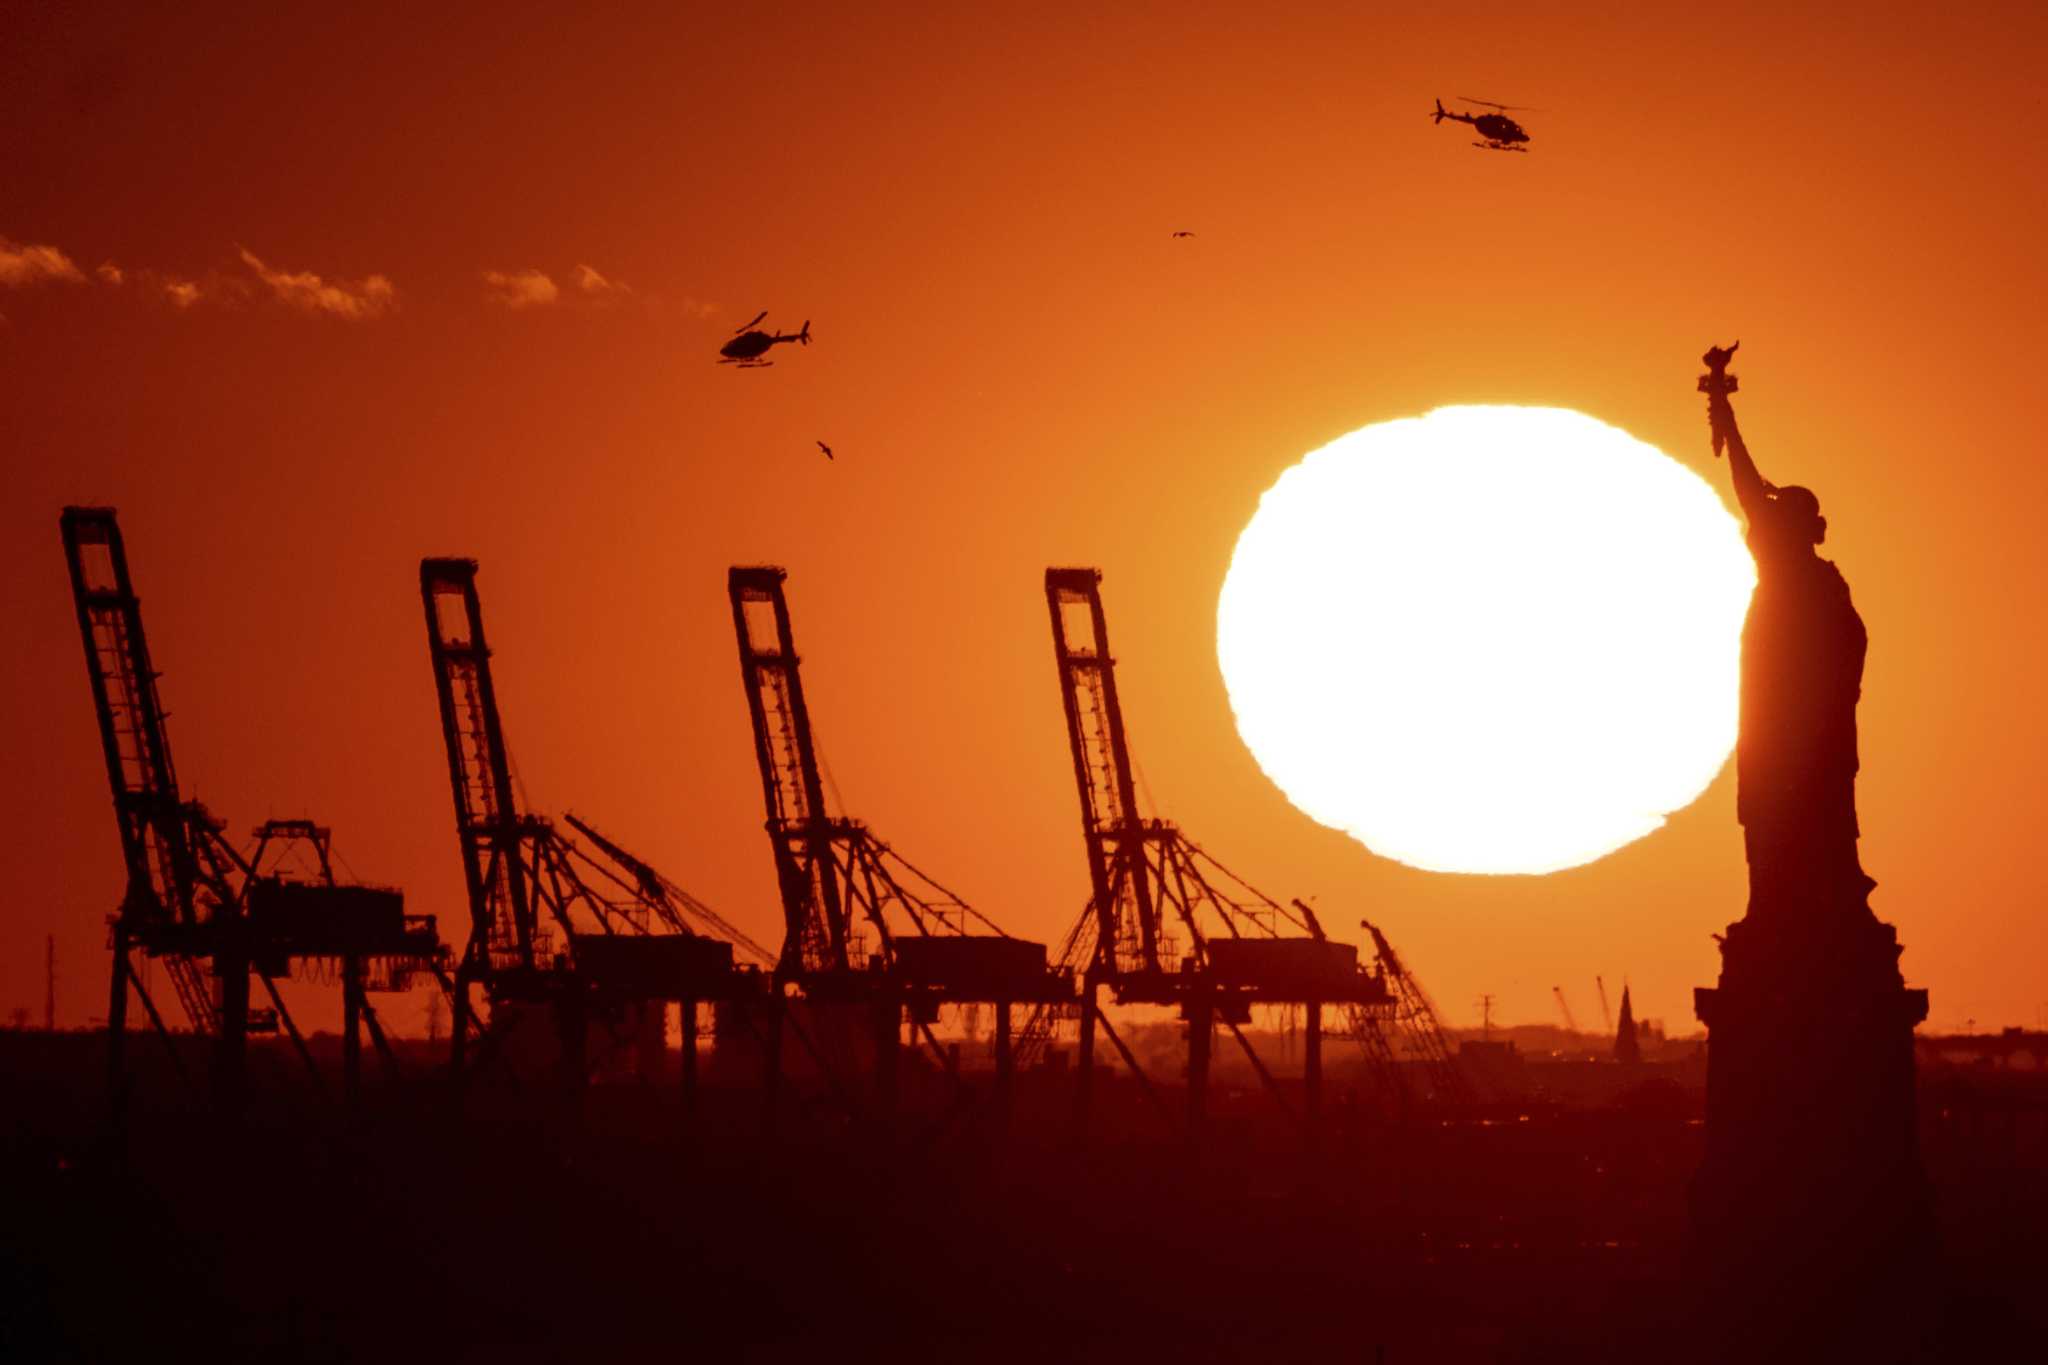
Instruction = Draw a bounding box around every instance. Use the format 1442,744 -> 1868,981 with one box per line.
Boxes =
728,566 -> 856,977
1553,985 -> 1581,1036
61,508 -> 206,934
1045,568 -> 1160,974
563,811 -> 777,967
62,507 -> 236,1053
420,558 -> 540,976
1360,918 -> 1469,1104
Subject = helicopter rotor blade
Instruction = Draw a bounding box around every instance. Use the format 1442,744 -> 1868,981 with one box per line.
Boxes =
735,310 -> 768,334
1457,95 -> 1543,111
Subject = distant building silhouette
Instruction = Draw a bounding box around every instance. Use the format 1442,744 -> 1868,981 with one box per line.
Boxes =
1613,985 -> 1639,1065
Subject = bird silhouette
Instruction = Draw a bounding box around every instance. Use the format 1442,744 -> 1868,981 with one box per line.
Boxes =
816,441 -> 834,461
1171,230 -> 1196,238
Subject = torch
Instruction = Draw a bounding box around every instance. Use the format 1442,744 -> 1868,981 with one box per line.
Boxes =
1698,341 -> 1739,458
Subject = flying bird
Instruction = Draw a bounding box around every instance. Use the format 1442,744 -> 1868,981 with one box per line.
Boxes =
1171,230 -> 1196,238
816,441 -> 834,461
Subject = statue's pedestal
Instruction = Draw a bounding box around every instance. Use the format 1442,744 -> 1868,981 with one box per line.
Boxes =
1692,911 -> 1935,1354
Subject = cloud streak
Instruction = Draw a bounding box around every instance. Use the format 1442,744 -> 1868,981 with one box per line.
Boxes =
0,239 -> 86,287
483,268 -> 559,309
3,233 -> 711,323
238,247 -> 396,320
573,263 -> 626,296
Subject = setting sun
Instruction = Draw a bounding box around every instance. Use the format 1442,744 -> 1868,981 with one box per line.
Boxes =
1217,406 -> 1756,875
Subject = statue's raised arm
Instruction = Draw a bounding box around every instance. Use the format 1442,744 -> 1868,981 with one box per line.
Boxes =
1699,342 -> 1771,520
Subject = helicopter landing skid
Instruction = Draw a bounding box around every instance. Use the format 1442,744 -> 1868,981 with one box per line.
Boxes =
1474,141 -> 1528,153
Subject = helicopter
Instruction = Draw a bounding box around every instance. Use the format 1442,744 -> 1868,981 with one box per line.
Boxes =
719,311 -> 812,367
1432,97 -> 1534,153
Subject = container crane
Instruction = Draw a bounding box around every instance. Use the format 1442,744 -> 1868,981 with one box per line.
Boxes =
62,507 -> 439,1113
1041,567 -> 1395,1131
420,557 -> 767,1101
727,566 -> 1069,1125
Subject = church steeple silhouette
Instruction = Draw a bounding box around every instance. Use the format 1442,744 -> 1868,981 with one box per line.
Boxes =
1613,985 -> 1640,1065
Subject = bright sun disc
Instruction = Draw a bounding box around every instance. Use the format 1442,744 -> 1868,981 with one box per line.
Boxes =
1217,406 -> 1756,875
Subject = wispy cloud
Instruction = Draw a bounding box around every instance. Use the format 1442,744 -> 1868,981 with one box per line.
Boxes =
483,268 -> 559,309
3,235 -> 706,324
573,263 -> 627,296
596,267 -> 715,320
0,238 -> 86,287
238,247 -> 395,320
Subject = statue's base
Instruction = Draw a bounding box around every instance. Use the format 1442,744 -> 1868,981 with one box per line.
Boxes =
1691,911 -> 1936,1358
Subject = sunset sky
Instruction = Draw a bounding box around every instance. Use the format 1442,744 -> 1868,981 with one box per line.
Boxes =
5,1 -> 2044,1038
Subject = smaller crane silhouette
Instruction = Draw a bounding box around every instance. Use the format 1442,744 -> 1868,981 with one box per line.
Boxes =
1552,985 -> 1581,1036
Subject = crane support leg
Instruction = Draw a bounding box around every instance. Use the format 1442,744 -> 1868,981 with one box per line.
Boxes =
1187,1001 -> 1212,1133
107,927 -> 130,1122
1075,980 -> 1097,1131
913,1016 -> 962,1086
780,998 -> 864,1118
873,998 -> 900,1124
342,955 -> 364,1104
680,999 -> 699,1120
214,941 -> 250,1115
1095,1008 -> 1170,1124
557,995 -> 589,1103
361,996 -> 403,1083
259,973 -> 324,1100
994,999 -> 1013,1128
127,963 -> 187,1080
450,970 -> 474,1083
762,995 -> 784,1139
1305,1001 -> 1323,1129
1223,1019 -> 1298,1131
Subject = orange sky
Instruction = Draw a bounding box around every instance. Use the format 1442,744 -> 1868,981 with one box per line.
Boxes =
5,1 -> 2044,1039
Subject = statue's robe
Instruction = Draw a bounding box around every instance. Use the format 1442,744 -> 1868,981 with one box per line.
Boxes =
1736,501 -> 1871,920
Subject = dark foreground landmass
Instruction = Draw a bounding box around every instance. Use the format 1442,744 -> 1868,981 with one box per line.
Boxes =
2,1031 -> 2042,1363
